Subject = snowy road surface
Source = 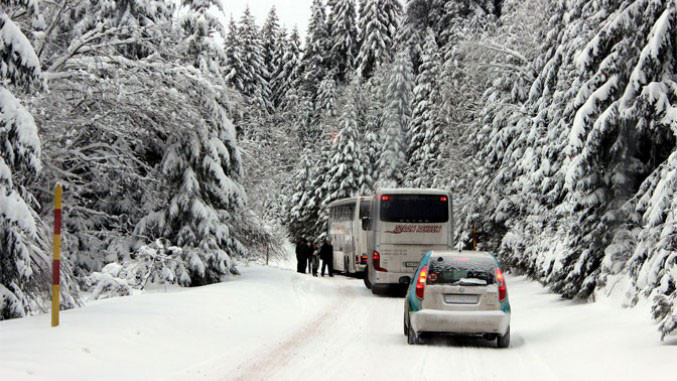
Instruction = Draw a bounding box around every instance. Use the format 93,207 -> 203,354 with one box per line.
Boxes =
1,265 -> 675,380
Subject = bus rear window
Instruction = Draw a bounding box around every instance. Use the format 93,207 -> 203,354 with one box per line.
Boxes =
379,194 -> 448,223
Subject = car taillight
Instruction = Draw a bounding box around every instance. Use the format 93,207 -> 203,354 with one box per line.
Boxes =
355,255 -> 359,264
496,267 -> 507,301
373,251 -> 387,272
416,266 -> 428,299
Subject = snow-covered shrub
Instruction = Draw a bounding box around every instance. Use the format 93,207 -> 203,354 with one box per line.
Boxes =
86,240 -> 190,300
87,273 -> 132,301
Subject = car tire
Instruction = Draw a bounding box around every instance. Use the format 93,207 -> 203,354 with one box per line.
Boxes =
497,326 -> 510,348
403,307 -> 409,336
407,319 -> 420,345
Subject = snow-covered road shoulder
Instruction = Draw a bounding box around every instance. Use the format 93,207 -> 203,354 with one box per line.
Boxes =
0,265 -> 339,380
1,266 -> 675,380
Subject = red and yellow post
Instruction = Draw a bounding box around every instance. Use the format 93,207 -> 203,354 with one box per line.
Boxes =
51,183 -> 62,327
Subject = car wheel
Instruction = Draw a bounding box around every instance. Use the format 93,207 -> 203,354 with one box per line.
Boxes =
407,319 -> 420,345
403,308 -> 409,336
497,326 -> 510,348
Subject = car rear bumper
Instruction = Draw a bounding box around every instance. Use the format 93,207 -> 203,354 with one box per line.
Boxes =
411,309 -> 510,336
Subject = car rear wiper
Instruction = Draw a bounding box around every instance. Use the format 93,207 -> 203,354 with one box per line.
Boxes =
456,278 -> 488,286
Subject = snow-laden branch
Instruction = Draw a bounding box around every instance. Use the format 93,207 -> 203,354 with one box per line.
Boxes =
476,41 -> 530,64
46,25 -> 125,73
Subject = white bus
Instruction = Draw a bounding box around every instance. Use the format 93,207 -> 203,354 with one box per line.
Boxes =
363,188 -> 454,294
327,196 -> 372,275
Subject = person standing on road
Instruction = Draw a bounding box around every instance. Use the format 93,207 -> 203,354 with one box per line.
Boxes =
320,239 -> 334,277
310,242 -> 320,277
295,238 -> 308,273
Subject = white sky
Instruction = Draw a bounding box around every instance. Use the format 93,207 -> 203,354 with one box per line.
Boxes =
220,0 -> 314,37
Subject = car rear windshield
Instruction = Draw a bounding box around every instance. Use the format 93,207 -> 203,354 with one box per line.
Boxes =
428,256 -> 496,285
379,194 -> 449,223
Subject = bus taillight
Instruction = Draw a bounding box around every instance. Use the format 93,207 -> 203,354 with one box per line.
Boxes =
373,251 -> 387,272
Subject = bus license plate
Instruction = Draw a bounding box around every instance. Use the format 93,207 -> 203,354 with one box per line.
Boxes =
444,294 -> 479,304
404,262 -> 419,268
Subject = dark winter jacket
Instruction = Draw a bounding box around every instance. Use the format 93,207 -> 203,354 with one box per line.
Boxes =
319,242 -> 333,261
296,243 -> 309,260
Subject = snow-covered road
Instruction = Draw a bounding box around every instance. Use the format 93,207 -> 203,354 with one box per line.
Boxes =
1,265 -> 675,380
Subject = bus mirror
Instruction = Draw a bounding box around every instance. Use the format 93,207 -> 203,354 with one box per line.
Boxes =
361,217 -> 371,231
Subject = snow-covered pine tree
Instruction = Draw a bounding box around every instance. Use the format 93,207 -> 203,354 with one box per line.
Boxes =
359,70 -> 387,194
134,0 -> 247,285
286,149 -> 317,241
323,81 -> 366,204
356,0 -> 402,79
270,26 -> 288,108
238,6 -> 273,113
360,131 -> 379,194
0,1 -> 45,319
315,74 -> 339,120
377,49 -> 413,188
328,0 -> 358,83
302,0 -> 330,98
179,0 -> 226,74
562,0 -> 677,333
310,137 -> 334,242
272,26 -> 303,108
225,16 -> 247,94
261,6 -> 281,89
406,28 -> 443,188
437,0 -> 497,50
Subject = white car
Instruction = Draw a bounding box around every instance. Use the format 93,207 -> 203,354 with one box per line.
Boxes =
403,250 -> 512,348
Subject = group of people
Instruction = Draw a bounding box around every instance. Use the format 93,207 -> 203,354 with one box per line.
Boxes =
295,238 -> 334,277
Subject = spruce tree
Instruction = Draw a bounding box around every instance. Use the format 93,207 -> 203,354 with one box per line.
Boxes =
377,49 -> 413,188
302,0 -> 330,98
273,27 -> 303,108
323,87 -> 365,204
356,0 -> 403,79
286,149 -> 317,241
261,7 -> 281,88
239,6 -> 273,112
0,2 -> 44,319
315,75 -> 339,119
270,26 -> 288,108
224,16 -> 246,93
135,0 -> 247,284
328,0 -> 359,83
406,28 -> 443,188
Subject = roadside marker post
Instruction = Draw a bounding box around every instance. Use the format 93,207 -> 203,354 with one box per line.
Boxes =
52,183 -> 62,327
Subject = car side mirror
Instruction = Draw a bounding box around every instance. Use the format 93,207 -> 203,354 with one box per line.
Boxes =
361,217 -> 371,231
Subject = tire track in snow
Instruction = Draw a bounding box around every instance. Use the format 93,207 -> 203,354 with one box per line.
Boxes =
232,282 -> 357,380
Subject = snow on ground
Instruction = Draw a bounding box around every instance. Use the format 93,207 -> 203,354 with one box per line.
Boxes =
1,266 -> 675,381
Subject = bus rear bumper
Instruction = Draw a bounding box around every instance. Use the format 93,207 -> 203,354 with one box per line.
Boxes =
374,271 -> 414,285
